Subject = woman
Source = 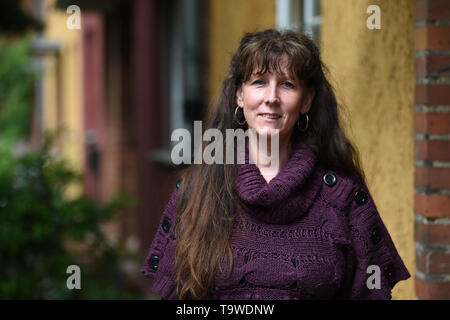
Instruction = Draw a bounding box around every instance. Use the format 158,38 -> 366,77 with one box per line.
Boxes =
141,29 -> 410,300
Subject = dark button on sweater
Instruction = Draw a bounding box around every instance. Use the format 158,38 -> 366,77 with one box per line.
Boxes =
162,217 -> 171,233
323,172 -> 337,187
149,255 -> 160,271
354,190 -> 368,205
383,264 -> 395,282
370,227 -> 381,244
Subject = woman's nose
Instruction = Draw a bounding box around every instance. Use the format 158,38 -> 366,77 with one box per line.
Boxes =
265,82 -> 280,104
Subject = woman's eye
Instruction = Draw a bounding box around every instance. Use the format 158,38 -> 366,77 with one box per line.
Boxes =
282,81 -> 295,88
251,80 -> 265,85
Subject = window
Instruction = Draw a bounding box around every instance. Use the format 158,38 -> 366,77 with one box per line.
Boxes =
151,0 -> 207,166
276,0 -> 322,44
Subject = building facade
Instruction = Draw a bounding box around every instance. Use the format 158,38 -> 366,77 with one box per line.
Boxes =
35,0 -> 450,299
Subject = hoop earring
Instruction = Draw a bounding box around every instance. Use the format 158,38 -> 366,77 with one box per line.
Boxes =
297,113 -> 309,132
234,106 -> 246,126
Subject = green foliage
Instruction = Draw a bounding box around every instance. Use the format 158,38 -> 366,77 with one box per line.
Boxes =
0,37 -> 141,299
0,37 -> 34,141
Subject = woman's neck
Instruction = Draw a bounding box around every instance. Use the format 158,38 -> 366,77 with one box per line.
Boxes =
248,135 -> 293,183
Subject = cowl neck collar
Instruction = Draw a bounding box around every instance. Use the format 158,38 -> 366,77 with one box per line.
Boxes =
234,140 -> 322,224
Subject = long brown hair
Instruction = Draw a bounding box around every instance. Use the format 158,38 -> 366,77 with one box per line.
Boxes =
174,29 -> 364,299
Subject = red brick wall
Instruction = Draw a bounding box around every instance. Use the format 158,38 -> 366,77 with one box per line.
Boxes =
414,0 -> 450,300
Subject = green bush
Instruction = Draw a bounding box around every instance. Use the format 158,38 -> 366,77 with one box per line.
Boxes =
0,37 -> 140,299
0,37 -> 34,141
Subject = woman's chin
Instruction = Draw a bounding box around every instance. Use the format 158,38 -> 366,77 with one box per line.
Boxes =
252,126 -> 282,138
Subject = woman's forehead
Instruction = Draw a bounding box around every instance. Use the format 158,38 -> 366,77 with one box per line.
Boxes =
249,64 -> 297,79
247,54 -> 297,78
251,68 -> 293,77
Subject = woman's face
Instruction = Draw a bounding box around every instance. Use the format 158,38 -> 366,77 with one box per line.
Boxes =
236,55 -> 314,144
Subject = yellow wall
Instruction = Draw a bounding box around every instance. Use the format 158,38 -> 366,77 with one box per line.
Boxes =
43,0 -> 84,197
208,0 -> 276,108
320,0 -> 415,299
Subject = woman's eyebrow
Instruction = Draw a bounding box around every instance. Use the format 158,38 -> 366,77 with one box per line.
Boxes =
249,72 -> 297,82
275,74 -> 298,82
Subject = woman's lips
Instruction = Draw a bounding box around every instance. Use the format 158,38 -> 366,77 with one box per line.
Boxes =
258,113 -> 281,122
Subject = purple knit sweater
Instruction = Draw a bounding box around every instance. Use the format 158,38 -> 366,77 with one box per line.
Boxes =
141,141 -> 410,300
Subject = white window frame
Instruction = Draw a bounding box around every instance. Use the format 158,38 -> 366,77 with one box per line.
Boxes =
276,0 -> 322,43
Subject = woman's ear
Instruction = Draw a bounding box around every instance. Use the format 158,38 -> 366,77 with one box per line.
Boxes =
236,87 -> 244,107
301,88 -> 315,114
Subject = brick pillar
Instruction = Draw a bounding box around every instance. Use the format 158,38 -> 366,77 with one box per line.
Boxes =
414,0 -> 450,300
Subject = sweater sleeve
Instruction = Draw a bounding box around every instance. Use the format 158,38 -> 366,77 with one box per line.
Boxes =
340,176 -> 411,300
141,181 -> 180,300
